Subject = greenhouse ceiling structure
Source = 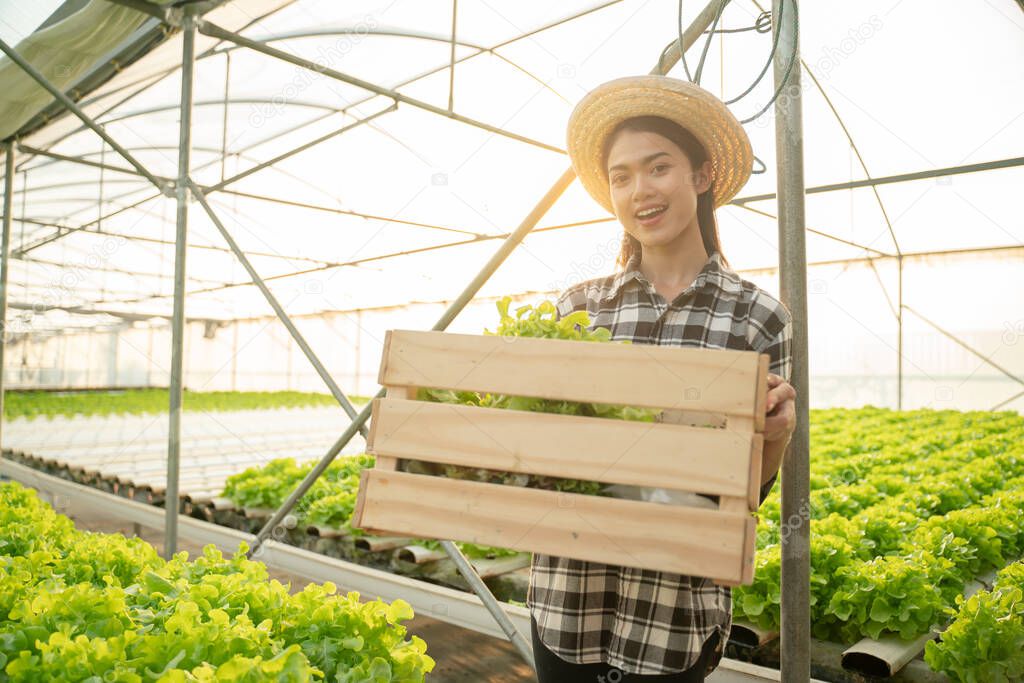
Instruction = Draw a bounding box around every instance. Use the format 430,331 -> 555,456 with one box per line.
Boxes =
0,0 -> 1019,413
0,0 -> 1022,679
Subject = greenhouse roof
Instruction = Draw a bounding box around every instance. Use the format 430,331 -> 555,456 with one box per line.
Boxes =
0,0 -> 1021,332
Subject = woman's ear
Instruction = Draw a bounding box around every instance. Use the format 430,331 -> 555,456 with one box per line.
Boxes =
695,160 -> 714,194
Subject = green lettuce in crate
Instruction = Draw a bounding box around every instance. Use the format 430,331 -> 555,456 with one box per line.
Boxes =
412,297 -> 661,496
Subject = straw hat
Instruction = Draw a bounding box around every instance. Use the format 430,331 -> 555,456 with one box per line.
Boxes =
566,75 -> 752,214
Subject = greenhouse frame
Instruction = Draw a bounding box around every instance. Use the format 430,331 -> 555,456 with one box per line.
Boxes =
0,1 -> 1021,681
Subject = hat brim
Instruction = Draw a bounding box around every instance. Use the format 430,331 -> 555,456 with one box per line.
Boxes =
566,75 -> 752,214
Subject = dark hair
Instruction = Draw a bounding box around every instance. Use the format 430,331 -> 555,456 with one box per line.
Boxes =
600,115 -> 726,270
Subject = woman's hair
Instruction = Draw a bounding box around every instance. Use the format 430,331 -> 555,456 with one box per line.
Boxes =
600,115 -> 727,270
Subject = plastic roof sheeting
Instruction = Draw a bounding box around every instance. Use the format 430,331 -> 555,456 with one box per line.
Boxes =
0,0 -> 1021,329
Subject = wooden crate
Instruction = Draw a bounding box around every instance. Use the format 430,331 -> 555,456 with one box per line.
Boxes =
351,329 -> 769,585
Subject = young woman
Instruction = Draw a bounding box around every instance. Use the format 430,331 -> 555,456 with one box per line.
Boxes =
527,75 -> 797,682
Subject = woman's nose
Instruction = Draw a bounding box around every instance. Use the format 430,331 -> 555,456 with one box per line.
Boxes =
631,174 -> 655,200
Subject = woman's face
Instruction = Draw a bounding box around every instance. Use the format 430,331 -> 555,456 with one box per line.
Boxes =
605,128 -> 712,250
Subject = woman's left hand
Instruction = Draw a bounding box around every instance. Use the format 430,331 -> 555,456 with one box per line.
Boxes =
764,373 -> 796,443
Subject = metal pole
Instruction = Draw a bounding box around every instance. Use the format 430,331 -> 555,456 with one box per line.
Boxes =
651,0 -> 728,75
250,164 -> 577,552
187,179 -> 369,439
165,14 -> 196,558
0,143 -> 14,454
448,0 -> 458,112
220,51 -> 230,184
0,38 -> 168,193
773,1 -> 810,681
897,255 -> 903,409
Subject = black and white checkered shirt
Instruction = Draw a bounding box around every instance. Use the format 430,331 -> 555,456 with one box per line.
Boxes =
527,249 -> 792,675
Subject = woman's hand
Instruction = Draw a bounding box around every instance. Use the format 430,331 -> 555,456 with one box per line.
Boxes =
764,373 -> 796,443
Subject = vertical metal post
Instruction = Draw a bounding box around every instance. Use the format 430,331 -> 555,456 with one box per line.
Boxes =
773,1 -> 810,681
448,0 -> 458,112
230,322 -> 238,391
0,142 -> 14,453
146,325 -> 154,386
165,14 -> 196,558
897,255 -> 903,409
220,52 -> 231,183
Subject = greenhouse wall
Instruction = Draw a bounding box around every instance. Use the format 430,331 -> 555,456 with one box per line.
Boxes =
7,251 -> 1022,413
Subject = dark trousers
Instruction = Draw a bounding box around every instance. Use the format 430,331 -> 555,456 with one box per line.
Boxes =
531,616 -> 719,682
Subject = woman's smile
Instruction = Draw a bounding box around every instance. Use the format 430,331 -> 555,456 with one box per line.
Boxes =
634,203 -> 668,228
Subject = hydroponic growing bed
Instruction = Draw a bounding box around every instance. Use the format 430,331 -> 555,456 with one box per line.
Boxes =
3,389 -> 1023,682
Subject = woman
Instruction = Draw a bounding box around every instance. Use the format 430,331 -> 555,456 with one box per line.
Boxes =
527,75 -> 797,681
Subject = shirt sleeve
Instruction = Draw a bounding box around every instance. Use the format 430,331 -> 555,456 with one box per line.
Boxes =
554,286 -> 586,323
748,294 -> 794,506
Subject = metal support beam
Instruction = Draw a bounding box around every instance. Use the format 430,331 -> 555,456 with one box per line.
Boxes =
448,0 -> 458,112
735,203 -> 893,258
0,143 -> 14,454
0,38 -> 168,193
772,1 -> 810,680
204,103 -> 397,194
992,388 -> 1024,411
195,19 -> 565,155
651,0 -> 728,75
12,215 -> 339,267
206,190 -> 485,237
15,144 -> 169,180
903,304 -> 1024,392
187,179 -> 369,440
734,155 -> 1024,204
104,0 -> 183,25
248,166 -> 577,670
165,14 -> 196,558
897,256 -> 903,410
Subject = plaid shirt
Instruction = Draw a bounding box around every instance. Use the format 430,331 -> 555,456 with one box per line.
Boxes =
527,250 -> 793,675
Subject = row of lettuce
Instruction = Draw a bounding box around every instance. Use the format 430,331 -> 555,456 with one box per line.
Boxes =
924,559 -> 1024,682
0,481 -> 434,682
221,454 -> 519,560
215,299 -> 1024,681
11,299 -> 1023,680
4,389 -> 369,421
733,406 -> 1024,682
222,410 -> 1024,680
737,409 -> 1024,633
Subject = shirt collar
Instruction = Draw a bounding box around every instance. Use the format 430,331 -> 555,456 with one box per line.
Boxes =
599,250 -> 734,303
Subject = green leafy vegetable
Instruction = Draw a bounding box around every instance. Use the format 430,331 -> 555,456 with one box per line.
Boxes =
0,481 -> 434,681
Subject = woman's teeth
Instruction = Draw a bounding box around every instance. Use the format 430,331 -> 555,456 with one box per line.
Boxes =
636,206 -> 666,219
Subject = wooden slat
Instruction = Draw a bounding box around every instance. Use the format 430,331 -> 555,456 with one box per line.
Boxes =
754,353 -> 770,433
713,512 -> 757,588
373,386 -> 416,472
351,469 -> 372,531
747,434 -> 765,510
380,329 -> 764,416
355,469 -> 750,582
368,397 -> 756,496
659,409 -> 728,429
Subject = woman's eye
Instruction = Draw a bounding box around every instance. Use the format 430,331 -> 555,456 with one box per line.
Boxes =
653,164 -> 669,173
611,175 -> 627,185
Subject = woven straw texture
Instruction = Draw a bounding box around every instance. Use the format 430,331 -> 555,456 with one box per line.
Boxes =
566,75 -> 753,214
